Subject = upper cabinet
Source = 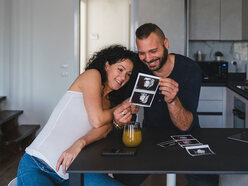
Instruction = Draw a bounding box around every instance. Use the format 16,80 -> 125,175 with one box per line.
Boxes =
189,0 -> 248,40
221,0 -> 242,40
189,0 -> 220,40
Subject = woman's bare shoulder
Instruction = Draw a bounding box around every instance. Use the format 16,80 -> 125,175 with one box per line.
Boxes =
82,69 -> 101,77
69,69 -> 101,91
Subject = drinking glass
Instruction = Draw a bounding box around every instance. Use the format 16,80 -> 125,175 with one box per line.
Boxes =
122,122 -> 142,147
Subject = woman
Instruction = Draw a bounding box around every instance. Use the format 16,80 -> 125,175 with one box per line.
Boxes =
17,45 -> 139,186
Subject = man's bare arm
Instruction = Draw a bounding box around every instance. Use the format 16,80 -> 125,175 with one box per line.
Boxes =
167,97 -> 193,131
159,78 -> 193,131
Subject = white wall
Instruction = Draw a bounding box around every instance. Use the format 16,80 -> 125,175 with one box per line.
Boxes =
0,0 -> 11,98
0,0 -> 77,129
137,0 -> 186,55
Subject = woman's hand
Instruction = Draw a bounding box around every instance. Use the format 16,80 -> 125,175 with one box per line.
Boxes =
131,104 -> 140,114
56,140 -> 86,174
113,98 -> 139,125
113,98 -> 132,124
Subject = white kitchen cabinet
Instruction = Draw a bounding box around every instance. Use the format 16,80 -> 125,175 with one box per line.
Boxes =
226,88 -> 248,128
189,0 -> 220,40
197,87 -> 226,128
220,0 -> 242,40
189,0 -> 248,40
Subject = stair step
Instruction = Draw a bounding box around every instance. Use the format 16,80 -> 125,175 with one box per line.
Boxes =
0,110 -> 23,127
3,124 -> 40,146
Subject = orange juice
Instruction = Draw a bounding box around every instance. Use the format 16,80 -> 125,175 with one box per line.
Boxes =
122,128 -> 142,147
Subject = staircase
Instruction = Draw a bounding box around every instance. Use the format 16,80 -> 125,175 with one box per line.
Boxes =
0,96 -> 40,161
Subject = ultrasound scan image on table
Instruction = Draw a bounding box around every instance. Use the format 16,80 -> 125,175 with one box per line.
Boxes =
188,147 -> 212,155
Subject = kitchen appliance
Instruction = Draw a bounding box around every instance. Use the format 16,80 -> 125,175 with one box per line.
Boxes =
194,50 -> 206,61
197,61 -> 228,83
233,97 -> 245,128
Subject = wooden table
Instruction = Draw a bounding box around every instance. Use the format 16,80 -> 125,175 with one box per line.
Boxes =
67,128 -> 248,186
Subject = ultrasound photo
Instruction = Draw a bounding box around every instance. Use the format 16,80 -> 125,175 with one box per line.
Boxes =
136,75 -> 159,91
130,73 -> 160,107
130,91 -> 154,107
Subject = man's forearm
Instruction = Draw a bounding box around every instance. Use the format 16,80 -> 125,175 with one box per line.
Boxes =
167,97 -> 193,131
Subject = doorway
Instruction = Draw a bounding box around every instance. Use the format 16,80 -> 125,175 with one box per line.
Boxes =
80,0 -> 130,73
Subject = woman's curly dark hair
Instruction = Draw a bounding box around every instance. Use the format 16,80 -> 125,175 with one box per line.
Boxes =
85,45 -> 140,107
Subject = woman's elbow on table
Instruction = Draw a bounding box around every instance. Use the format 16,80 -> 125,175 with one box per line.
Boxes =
89,117 -> 106,128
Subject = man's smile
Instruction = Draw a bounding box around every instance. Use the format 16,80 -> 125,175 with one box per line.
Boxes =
145,58 -> 160,68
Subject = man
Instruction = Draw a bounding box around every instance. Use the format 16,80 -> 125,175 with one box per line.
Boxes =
135,23 -> 200,131
113,23 -> 219,186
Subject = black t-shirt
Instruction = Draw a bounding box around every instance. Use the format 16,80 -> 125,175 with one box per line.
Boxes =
127,54 -> 202,131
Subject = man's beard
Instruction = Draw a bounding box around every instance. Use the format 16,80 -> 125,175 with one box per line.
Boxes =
146,46 -> 168,71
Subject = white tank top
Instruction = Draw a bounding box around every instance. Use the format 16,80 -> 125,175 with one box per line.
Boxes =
26,91 -> 93,179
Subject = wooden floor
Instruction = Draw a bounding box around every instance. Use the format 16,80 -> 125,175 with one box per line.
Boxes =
0,153 -> 187,186
0,152 -> 22,186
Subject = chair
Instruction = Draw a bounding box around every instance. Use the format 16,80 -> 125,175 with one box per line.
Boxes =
8,177 -> 17,186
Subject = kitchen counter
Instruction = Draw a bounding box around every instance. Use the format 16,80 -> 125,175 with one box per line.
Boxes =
227,82 -> 248,100
202,82 -> 226,87
201,73 -> 248,100
198,73 -> 248,129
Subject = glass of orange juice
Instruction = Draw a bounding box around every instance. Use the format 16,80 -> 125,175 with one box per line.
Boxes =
122,122 -> 142,147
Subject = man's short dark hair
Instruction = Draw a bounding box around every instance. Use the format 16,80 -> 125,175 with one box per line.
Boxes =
136,23 -> 165,41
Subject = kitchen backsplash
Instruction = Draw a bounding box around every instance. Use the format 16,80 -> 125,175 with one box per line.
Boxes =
189,41 -> 248,72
